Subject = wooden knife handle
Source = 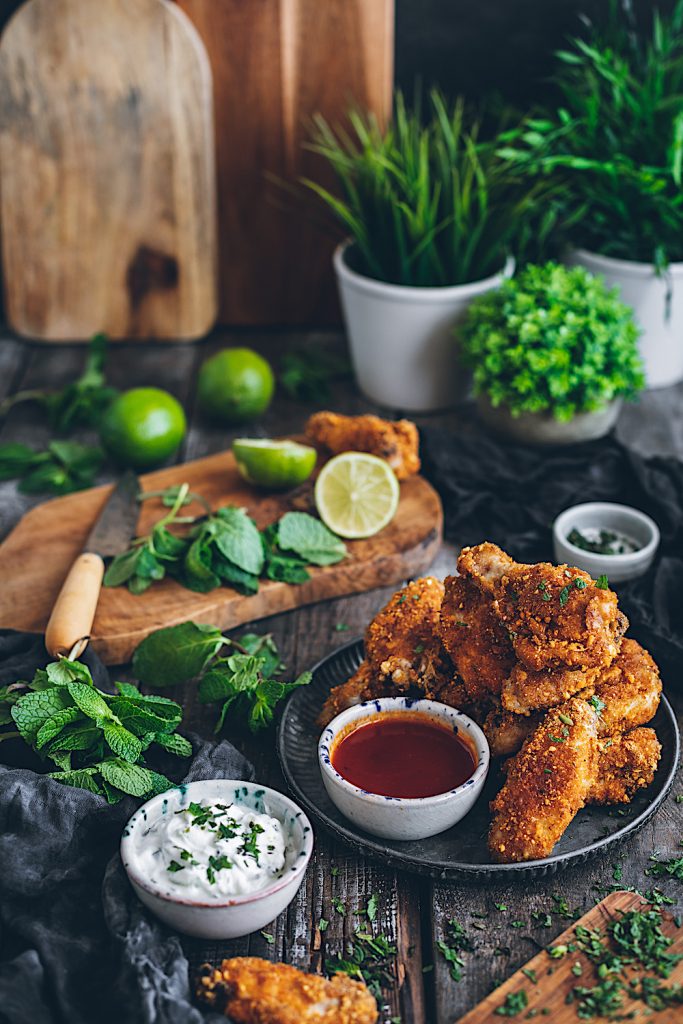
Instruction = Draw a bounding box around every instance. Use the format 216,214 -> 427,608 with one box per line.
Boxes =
45,552 -> 105,659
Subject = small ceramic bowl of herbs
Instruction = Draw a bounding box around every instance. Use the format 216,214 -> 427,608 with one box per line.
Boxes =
553,502 -> 659,583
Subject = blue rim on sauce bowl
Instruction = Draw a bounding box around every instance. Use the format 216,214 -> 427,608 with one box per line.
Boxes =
318,697 -> 490,841
120,779 -> 313,939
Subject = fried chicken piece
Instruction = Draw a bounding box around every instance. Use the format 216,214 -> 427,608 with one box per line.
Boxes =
488,697 -> 599,863
317,577 -> 449,727
196,958 -> 377,1023
457,542 -> 515,595
501,661 -> 605,715
483,708 -> 541,758
587,638 -> 662,735
439,575 -> 515,702
306,411 -> 420,480
589,728 -> 661,805
365,577 -> 447,689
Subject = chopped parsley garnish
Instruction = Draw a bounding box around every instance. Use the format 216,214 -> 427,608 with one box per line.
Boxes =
537,581 -> 552,602
646,851 -> 683,881
568,528 -> 637,556
318,918 -> 329,932
531,912 -> 552,928
522,968 -> 538,983
206,853 -> 233,884
558,713 -> 574,726
494,990 -> 528,1016
260,930 -> 275,944
334,622 -> 350,632
495,902 -> 508,912
595,574 -> 610,590
240,821 -> 265,863
332,895 -> 346,916
436,919 -> 473,983
559,578 -> 588,607
587,695 -> 606,715
327,930 -> 397,999
167,860 -> 184,872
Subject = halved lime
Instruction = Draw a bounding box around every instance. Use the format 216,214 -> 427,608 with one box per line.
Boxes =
233,438 -> 317,489
314,452 -> 400,539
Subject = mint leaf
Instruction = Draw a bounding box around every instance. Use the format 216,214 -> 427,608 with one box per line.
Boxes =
238,633 -> 284,676
46,658 -> 93,686
132,622 -> 225,687
47,768 -> 103,795
107,695 -> 182,735
104,548 -> 143,587
153,732 -> 193,757
114,681 -> 141,698
213,507 -> 264,576
11,689 -> 73,743
197,666 -> 239,704
47,722 -> 100,753
98,758 -> 154,797
183,529 -> 221,593
35,706 -> 82,749
103,722 -> 143,762
0,443 -> 46,480
67,682 -> 113,722
212,553 -> 260,595
277,511 -> 346,566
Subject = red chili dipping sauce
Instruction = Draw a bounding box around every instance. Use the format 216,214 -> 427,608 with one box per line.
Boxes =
331,711 -> 477,798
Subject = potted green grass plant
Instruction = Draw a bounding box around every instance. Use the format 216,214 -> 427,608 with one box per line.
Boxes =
303,92 -> 544,411
461,263 -> 645,445
499,0 -> 683,388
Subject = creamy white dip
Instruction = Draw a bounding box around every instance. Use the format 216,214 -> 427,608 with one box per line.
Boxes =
138,799 -> 286,900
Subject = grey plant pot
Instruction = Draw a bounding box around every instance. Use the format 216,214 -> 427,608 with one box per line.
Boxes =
476,396 -> 623,446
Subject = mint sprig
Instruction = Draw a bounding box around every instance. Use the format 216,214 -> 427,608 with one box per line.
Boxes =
0,659 -> 191,803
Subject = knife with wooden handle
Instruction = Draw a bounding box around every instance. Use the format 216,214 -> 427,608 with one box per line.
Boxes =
45,470 -> 140,659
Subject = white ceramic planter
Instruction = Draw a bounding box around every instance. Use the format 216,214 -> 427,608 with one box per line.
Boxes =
334,243 -> 514,412
568,248 -> 683,389
476,395 -> 622,446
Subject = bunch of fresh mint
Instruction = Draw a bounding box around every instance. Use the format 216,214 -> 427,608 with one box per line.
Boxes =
132,622 -> 311,733
0,439 -> 104,495
0,657 -> 191,802
104,483 -> 347,596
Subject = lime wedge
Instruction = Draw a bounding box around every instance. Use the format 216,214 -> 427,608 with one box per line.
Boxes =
314,452 -> 400,539
233,438 -> 317,489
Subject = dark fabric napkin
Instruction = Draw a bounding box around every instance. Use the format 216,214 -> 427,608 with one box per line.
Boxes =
0,631 -> 254,1024
420,427 -> 683,683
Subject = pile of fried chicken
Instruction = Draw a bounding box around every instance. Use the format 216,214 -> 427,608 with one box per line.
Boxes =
319,543 -> 662,864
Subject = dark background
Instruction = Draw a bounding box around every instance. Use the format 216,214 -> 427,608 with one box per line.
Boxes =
0,0 -> 670,109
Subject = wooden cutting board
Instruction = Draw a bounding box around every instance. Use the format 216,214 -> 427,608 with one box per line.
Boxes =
459,890 -> 683,1023
0,449 -> 442,664
0,0 -> 217,341
176,0 -> 393,324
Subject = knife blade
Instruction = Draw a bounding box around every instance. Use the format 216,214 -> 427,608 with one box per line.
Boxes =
45,471 -> 140,659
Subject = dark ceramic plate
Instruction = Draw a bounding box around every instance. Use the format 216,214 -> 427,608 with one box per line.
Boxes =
277,638 -> 680,880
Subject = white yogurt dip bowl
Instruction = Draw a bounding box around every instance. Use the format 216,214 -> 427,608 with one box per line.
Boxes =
553,502 -> 659,583
318,697 -> 489,841
121,779 -> 313,939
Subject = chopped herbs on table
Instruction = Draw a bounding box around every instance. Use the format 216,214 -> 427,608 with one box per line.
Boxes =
332,896 -> 346,916
104,483 -> 347,596
437,919 -> 473,983
318,918 -> 329,933
260,931 -> 275,945
327,928 -> 397,1000
645,850 -> 683,881
494,990 -> 528,1017
132,621 -> 310,734
0,657 -> 190,802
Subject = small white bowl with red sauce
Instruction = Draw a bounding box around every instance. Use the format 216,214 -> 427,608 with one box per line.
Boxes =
318,697 -> 489,841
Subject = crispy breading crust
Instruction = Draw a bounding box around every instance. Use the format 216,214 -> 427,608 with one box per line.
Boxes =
488,698 -> 599,863
483,708 -> 541,759
306,411 -> 420,480
196,958 -> 378,1023
501,662 -> 604,715
587,638 -> 662,735
589,728 -> 662,805
439,575 -> 515,702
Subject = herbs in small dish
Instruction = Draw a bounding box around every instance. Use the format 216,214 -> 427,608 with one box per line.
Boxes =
567,527 -> 640,556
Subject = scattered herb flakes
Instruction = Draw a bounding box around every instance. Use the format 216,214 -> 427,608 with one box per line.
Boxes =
568,977 -> 625,1020
327,930 -> 397,1000
260,931 -> 275,944
571,962 -> 583,977
531,912 -> 553,928
613,863 -> 624,883
521,968 -> 538,984
334,622 -> 350,632
318,918 -> 329,933
495,903 -> 509,912
595,574 -> 610,590
646,853 -> 683,881
548,945 -> 569,959
639,976 -> 683,1009
366,893 -> 379,923
558,713 -> 574,727
332,896 -> 346,916
437,919 -> 473,983
511,920 -> 525,929
675,795 -> 683,804
167,860 -> 184,873
552,895 -> 580,920
587,695 -> 606,715
494,990 -> 528,1017
537,581 -> 552,602
330,866 -> 339,877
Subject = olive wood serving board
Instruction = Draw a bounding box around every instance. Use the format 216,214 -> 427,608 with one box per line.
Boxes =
0,448 -> 442,664
458,890 -> 683,1023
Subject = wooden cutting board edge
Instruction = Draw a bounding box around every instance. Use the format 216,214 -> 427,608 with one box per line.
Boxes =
457,890 -> 683,1023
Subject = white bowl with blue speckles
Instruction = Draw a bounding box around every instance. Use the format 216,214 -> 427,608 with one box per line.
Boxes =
120,779 -> 313,939
318,697 -> 489,841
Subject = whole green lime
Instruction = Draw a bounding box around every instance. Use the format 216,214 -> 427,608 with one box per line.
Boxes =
99,387 -> 186,469
197,348 -> 274,423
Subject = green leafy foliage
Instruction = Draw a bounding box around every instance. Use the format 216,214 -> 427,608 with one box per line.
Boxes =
132,620 -> 310,733
498,1 -> 683,264
0,440 -> 104,495
104,484 -> 347,597
0,333 -> 117,432
303,90 -> 548,286
280,348 -> 353,403
461,262 -> 645,421
0,657 -> 190,802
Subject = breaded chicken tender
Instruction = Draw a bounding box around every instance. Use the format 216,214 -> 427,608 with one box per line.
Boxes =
306,411 -> 420,480
196,958 -> 378,1023
488,698 -> 599,863
589,728 -> 661,805
318,577 -> 450,726
483,708 -> 541,759
587,638 -> 662,735
439,575 -> 515,702
458,541 -> 515,594
501,661 -> 605,715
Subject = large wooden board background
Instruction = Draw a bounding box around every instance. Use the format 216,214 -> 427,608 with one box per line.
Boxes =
459,890 -> 683,1023
0,447 -> 442,664
0,0 -> 217,341
176,0 -> 394,324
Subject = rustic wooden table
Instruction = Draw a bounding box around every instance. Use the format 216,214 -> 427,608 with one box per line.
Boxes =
1,330 -> 682,1024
